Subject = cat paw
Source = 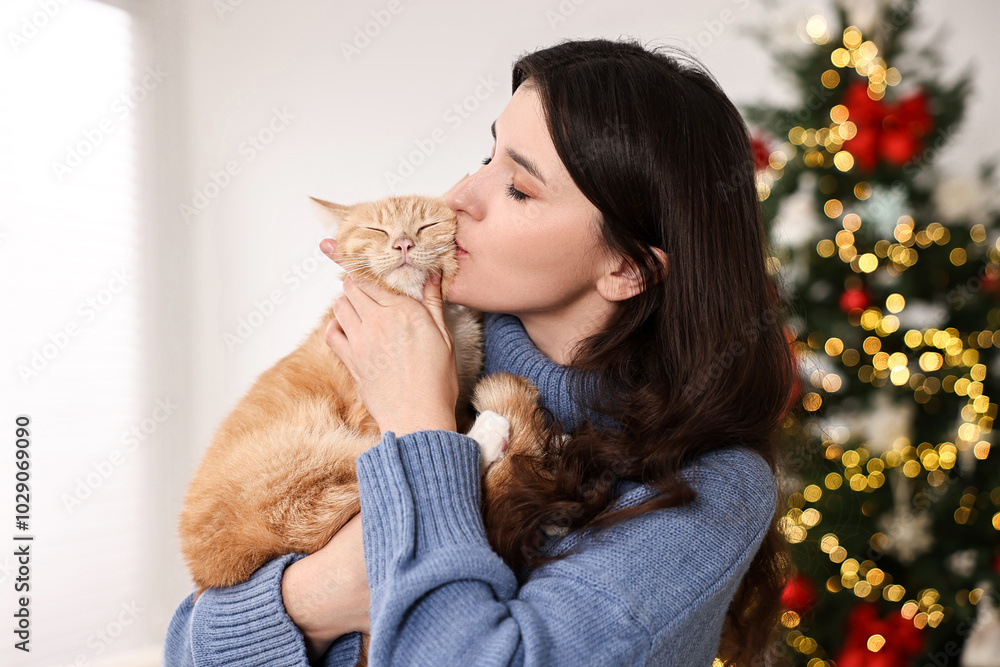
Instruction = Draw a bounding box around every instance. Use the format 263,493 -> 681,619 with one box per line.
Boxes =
466,410 -> 509,475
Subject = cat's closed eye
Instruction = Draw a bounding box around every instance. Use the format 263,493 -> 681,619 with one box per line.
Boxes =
418,221 -> 443,233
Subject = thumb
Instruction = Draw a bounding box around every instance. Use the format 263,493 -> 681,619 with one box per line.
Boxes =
422,271 -> 448,333
320,238 -> 339,261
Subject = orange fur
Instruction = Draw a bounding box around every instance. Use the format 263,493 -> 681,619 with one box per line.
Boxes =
178,195 -> 548,666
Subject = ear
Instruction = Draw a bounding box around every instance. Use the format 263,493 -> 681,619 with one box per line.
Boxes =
309,197 -> 350,234
596,247 -> 669,302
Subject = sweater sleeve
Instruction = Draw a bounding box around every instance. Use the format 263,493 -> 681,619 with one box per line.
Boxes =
356,430 -> 656,666
162,553 -> 363,667
356,430 -> 777,667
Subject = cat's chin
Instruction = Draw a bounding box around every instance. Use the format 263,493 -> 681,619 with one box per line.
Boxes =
384,266 -> 429,301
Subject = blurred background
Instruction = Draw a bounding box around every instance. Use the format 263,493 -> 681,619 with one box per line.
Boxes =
1,0 -> 998,665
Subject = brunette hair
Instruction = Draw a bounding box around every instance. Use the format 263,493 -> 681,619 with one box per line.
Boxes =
482,38 -> 795,666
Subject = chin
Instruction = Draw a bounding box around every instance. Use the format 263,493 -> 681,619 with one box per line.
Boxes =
385,267 -> 427,301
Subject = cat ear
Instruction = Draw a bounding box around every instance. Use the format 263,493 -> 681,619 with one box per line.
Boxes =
309,197 -> 350,233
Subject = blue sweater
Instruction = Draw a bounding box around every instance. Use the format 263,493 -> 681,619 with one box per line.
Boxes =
164,313 -> 777,666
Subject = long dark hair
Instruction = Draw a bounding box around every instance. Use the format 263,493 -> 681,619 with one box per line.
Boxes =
482,38 -> 795,666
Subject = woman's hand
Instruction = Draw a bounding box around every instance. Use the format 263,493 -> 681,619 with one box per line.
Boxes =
321,238 -> 459,436
281,513 -> 369,662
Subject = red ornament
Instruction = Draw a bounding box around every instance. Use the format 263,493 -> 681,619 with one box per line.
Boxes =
750,132 -> 771,172
839,286 -> 871,313
780,573 -> 818,615
840,79 -> 934,173
834,603 -> 924,667
981,265 -> 1000,298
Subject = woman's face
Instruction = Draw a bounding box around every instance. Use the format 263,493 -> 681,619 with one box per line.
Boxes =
443,83 -> 611,316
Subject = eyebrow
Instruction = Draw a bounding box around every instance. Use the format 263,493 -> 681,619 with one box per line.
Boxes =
491,119 -> 548,186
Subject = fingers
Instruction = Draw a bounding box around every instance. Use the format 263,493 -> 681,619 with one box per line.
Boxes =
324,317 -> 356,379
333,290 -> 363,330
343,274 -> 388,309
421,271 -> 449,335
320,238 -> 338,259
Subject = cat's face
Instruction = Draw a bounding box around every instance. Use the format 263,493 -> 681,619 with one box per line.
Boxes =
311,195 -> 459,301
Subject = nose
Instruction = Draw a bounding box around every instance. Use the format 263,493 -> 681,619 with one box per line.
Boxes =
393,237 -> 413,253
444,170 -> 485,221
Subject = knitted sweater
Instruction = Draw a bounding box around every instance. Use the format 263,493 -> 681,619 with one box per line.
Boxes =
164,312 -> 778,666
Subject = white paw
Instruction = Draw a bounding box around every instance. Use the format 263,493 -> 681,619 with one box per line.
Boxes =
466,410 -> 509,475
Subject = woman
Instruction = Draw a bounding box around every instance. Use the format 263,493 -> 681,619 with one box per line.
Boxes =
165,38 -> 794,666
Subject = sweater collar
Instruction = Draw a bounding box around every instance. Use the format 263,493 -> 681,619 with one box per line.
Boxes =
482,312 -> 612,434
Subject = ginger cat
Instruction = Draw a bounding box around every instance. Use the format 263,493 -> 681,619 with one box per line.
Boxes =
178,194 -> 549,665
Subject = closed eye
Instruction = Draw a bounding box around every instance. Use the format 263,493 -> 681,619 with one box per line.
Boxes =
417,221 -> 443,234
361,227 -> 389,236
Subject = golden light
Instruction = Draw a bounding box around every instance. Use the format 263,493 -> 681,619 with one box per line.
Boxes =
884,585 -> 906,602
919,351 -> 943,372
858,253 -> 878,272
831,48 -> 851,68
834,151 -> 855,171
825,199 -> 844,218
858,41 -> 879,60
886,293 -> 905,313
843,213 -> 862,231
975,441 -> 991,459
803,392 -> 822,411
860,310 -> 881,329
822,69 -> 841,88
825,337 -> 844,355
806,15 -> 830,43
839,121 -> 858,139
843,26 -> 863,49
831,104 -> 850,123
867,635 -> 886,652
781,611 -> 801,628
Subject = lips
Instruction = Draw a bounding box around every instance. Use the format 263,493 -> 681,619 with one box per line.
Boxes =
455,239 -> 468,257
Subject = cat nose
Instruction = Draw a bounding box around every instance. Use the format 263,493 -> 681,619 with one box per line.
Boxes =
393,238 -> 413,253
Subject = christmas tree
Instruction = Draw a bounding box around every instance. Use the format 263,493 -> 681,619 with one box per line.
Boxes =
739,1 -> 1000,665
